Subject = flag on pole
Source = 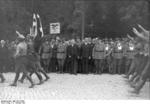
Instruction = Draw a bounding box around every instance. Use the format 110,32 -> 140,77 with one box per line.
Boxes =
32,13 -> 37,38
36,14 -> 44,38
33,13 -> 44,53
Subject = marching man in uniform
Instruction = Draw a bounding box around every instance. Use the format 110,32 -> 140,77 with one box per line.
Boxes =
10,31 -> 34,88
18,35 -> 49,84
14,31 -> 27,58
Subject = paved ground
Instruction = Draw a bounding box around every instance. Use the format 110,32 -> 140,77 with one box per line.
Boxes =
0,73 -> 149,100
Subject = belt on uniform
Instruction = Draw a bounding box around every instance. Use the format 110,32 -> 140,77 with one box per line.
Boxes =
95,51 -> 104,52
127,51 -> 134,52
114,51 -> 123,53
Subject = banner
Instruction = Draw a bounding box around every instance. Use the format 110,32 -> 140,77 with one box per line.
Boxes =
31,13 -> 37,38
37,14 -> 44,37
50,22 -> 60,34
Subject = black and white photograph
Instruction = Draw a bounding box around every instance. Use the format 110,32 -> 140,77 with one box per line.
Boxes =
0,0 -> 150,103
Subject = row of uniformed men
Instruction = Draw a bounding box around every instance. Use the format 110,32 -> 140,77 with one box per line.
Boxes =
39,37 -> 136,75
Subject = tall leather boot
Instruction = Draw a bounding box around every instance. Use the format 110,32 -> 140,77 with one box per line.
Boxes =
131,78 -> 146,94
40,70 -> 50,81
129,72 -> 137,82
26,74 -> 35,88
130,75 -> 140,88
10,72 -> 20,86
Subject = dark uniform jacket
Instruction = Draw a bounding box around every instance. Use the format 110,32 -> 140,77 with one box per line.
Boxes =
113,43 -> 124,59
125,43 -> 136,59
66,44 -> 78,59
81,43 -> 90,59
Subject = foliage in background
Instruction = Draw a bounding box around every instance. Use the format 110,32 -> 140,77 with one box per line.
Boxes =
0,0 -> 149,40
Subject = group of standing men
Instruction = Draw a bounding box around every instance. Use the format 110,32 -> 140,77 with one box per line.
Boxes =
0,24 -> 149,93
40,36 -> 136,75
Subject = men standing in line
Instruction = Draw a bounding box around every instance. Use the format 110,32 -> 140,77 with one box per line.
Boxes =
112,39 -> 124,74
121,38 -> 128,74
76,38 -> 82,73
104,39 -> 113,74
93,39 -> 105,74
65,40 -> 71,73
57,40 -> 66,73
66,39 -> 78,74
63,41 -> 69,73
81,38 -> 91,74
125,40 -> 136,74
49,39 -> 58,72
88,38 -> 94,73
40,39 -> 50,72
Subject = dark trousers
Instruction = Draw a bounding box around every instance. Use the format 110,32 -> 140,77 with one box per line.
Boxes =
113,58 -> 123,74
134,60 -> 150,93
126,59 -> 137,77
12,60 -> 34,86
49,58 -> 58,72
63,58 -> 68,73
136,59 -> 148,78
66,57 -> 77,74
125,58 -> 132,75
141,60 -> 150,81
19,59 -> 49,83
82,58 -> 89,74
41,59 -> 50,72
94,59 -> 104,74
107,56 -> 114,74
88,59 -> 94,73
77,59 -> 82,73
58,59 -> 65,73
121,57 -> 127,74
